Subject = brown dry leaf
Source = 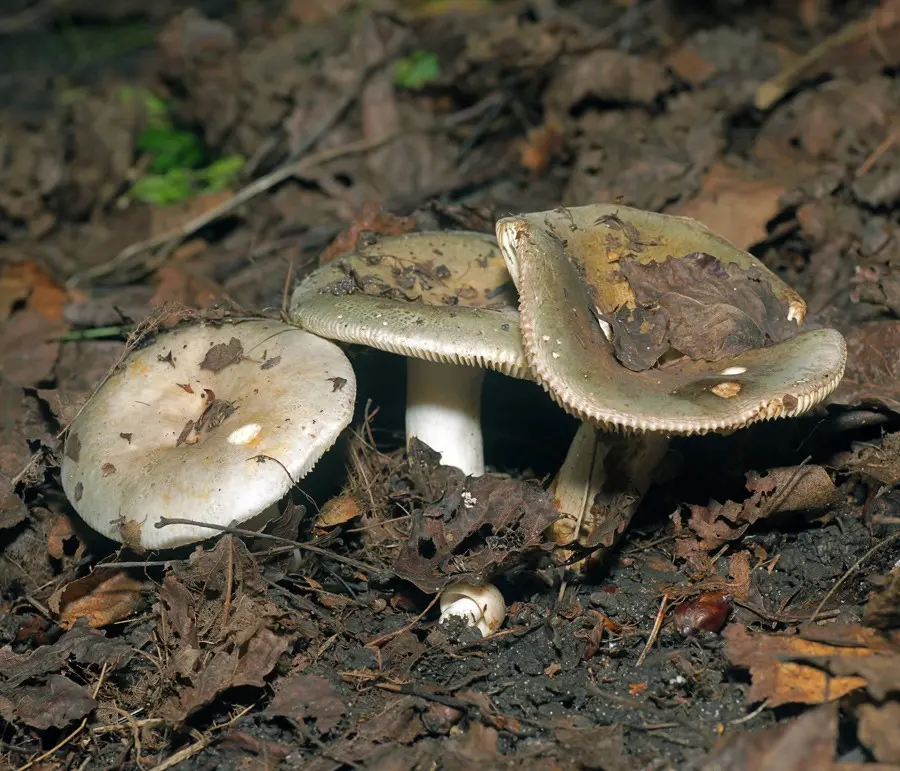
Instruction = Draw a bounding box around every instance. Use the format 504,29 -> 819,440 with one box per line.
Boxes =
832,321 -> 900,413
200,336 -> 244,372
266,674 -> 345,734
0,674 -> 96,730
519,114 -> 563,175
0,377 -> 36,530
0,618 -> 134,689
0,307 -> 67,387
858,702 -> 900,763
319,201 -> 417,264
687,465 -> 839,551
48,570 -> 145,629
607,251 -> 802,371
148,190 -> 234,239
160,626 -> 290,723
46,513 -> 84,561
723,624 -> 889,707
392,440 -> 558,593
675,161 -> 794,250
546,49 -> 672,114
316,493 -> 360,529
703,703 -> 838,771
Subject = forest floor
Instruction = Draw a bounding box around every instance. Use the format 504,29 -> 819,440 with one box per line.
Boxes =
2,1 -> 900,769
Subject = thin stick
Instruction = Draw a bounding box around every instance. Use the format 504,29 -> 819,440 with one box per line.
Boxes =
804,531 -> 900,627
154,516 -> 376,573
146,702 -> 256,771
366,592 -> 441,649
221,537 -> 235,635
636,594 -> 669,667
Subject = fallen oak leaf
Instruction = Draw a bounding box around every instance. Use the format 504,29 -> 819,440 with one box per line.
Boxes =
723,624 -> 888,707
48,570 -> 145,629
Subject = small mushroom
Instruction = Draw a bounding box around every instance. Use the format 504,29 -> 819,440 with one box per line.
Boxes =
438,580 -> 505,637
496,204 -> 847,563
60,319 -> 356,550
290,231 -> 528,476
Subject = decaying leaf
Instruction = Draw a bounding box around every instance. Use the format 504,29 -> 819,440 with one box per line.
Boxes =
48,570 -> 145,629
266,673 -> 346,734
392,440 -> 558,593
606,251 -> 802,372
857,702 -> 900,763
684,465 -> 839,551
0,674 -> 96,730
315,493 -> 360,529
833,320 -> 900,413
723,624 -> 896,707
199,336 -> 243,372
702,703 -> 838,771
0,618 -> 134,689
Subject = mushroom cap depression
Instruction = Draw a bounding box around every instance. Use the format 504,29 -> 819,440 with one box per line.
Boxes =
289,231 -> 529,379
496,204 -> 847,434
60,319 -> 356,550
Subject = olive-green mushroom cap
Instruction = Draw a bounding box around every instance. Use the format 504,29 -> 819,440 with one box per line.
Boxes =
289,231 -> 529,379
496,205 -> 847,435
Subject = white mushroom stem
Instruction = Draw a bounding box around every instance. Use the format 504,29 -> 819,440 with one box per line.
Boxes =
550,423 -> 669,547
405,358 -> 486,477
439,580 -> 506,637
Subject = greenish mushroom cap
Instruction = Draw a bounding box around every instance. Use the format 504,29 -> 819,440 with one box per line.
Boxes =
290,231 -> 529,379
496,204 -> 847,435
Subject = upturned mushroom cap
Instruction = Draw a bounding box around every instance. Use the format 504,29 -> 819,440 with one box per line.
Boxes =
60,319 -> 356,550
439,580 -> 506,637
289,231 -> 529,378
496,205 -> 847,434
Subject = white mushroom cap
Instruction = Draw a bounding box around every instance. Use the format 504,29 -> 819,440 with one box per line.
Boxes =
439,580 -> 505,637
60,319 -> 356,550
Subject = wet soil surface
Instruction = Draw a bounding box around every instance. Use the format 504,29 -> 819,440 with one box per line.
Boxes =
2,1 -> 900,769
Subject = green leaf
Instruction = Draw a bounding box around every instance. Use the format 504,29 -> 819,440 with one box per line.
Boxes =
128,169 -> 194,205
197,155 -> 246,191
394,50 -> 442,90
136,126 -> 205,173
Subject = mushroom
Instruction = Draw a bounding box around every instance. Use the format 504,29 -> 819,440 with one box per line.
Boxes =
290,231 -> 528,477
439,580 -> 505,637
60,319 -> 356,550
496,204 -> 847,561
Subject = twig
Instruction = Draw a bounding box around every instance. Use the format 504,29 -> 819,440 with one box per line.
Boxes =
146,702 -> 256,771
15,662 -> 109,771
636,593 -> 669,666
154,516 -> 376,573
66,91 -> 508,287
366,593 -> 441,649
804,530 -> 900,627
221,537 -> 235,635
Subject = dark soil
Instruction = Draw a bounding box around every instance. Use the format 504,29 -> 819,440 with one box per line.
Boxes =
2,1 -> 900,770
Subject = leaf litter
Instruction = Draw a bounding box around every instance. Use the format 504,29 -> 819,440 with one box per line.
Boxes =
1,1 -> 900,769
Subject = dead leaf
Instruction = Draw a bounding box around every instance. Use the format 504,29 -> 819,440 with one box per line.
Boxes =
606,251 -> 801,371
686,465 -> 839,551
0,674 -> 95,730
266,674 -> 345,734
316,494 -> 360,529
199,336 -> 243,372
392,440 -> 558,593
0,618 -> 134,689
519,114 -> 563,175
160,627 -> 290,723
46,513 -> 83,561
832,321 -> 900,413
675,161 -> 795,250
703,703 -> 838,771
858,702 -> 900,763
319,201 -> 416,264
0,307 -> 67,387
48,570 -> 145,628
723,624 -> 890,707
